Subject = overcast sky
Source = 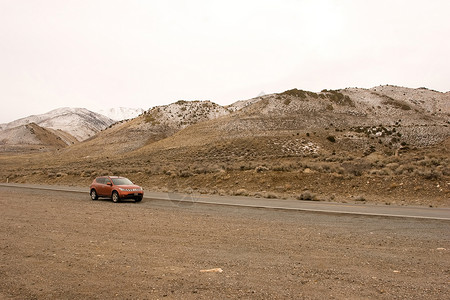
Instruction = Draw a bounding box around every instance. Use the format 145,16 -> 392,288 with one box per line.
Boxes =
1,0 -> 449,123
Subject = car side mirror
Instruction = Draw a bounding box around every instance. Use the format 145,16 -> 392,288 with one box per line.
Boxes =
107,182 -> 112,186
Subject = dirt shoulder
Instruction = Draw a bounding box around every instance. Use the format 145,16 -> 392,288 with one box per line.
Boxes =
1,186 -> 449,299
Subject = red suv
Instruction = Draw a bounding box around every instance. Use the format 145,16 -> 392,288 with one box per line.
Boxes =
90,176 -> 144,203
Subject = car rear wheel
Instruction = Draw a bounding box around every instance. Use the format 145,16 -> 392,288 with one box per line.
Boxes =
90,189 -> 98,200
112,191 -> 120,203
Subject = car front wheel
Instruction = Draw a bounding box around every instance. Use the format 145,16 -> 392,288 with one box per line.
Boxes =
90,189 -> 98,200
135,197 -> 142,203
112,191 -> 120,203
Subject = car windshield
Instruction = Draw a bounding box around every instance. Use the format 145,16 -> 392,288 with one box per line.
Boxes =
111,178 -> 133,185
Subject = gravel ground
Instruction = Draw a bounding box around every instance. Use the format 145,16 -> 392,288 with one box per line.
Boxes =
0,186 -> 449,299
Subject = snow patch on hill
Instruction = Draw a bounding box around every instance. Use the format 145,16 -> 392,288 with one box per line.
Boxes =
97,107 -> 144,121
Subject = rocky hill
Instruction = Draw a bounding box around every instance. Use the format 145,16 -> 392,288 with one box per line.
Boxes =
145,100 -> 230,129
1,85 -> 449,206
0,107 -> 115,142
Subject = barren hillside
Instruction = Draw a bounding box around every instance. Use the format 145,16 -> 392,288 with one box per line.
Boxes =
61,100 -> 231,156
0,123 -> 76,152
1,86 -> 449,206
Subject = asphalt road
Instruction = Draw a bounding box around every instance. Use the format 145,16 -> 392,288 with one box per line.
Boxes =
1,183 -> 449,220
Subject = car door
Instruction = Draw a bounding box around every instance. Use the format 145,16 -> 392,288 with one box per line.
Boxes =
103,177 -> 113,197
96,177 -> 107,196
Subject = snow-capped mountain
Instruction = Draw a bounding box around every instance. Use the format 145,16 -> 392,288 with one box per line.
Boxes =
0,107 -> 115,141
97,107 -> 144,121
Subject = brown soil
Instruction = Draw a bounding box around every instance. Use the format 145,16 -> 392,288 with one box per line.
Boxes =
1,136 -> 449,207
1,186 -> 449,299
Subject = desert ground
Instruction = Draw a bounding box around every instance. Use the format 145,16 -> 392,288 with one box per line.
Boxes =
1,186 -> 449,299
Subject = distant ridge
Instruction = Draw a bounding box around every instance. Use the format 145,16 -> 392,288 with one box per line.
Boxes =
0,107 -> 115,142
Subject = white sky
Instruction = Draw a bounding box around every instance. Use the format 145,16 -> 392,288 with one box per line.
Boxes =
1,0 -> 449,123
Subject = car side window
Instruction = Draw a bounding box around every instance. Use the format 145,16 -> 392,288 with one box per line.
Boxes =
104,178 -> 112,185
97,177 -> 106,184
